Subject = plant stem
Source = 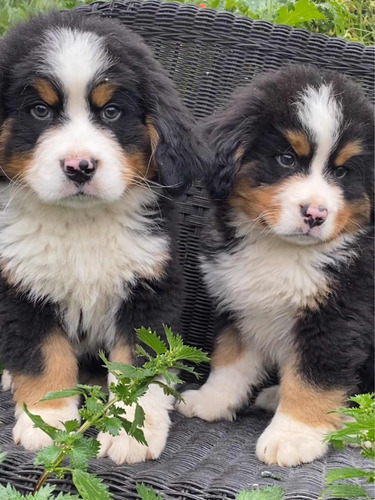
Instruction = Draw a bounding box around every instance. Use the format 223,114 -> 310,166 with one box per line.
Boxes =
32,395 -> 120,495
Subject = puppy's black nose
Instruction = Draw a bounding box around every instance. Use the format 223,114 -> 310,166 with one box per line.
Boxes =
301,204 -> 328,228
62,157 -> 97,185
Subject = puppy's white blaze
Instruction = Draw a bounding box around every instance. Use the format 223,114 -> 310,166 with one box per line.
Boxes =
176,350 -> 264,421
296,84 -> 343,176
98,373 -> 173,464
41,28 -> 110,106
256,412 -> 329,466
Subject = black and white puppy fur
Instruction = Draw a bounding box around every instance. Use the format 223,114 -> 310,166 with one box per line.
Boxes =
0,11 -> 209,464
176,66 -> 374,466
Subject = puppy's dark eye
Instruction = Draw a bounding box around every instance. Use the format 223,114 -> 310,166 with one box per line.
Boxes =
335,166 -> 347,179
101,105 -> 122,122
276,153 -> 296,167
30,103 -> 51,120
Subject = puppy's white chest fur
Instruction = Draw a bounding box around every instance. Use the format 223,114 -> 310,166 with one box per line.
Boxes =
0,186 -> 169,349
202,221 -> 355,361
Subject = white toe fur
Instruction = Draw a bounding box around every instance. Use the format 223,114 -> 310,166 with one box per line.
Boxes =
176,387 -> 236,422
2,370 -> 14,392
98,383 -> 173,464
256,412 -> 329,466
13,402 -> 79,451
254,385 -> 280,412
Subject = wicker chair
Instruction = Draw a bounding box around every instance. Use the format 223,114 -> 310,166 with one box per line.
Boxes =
0,1 -> 373,498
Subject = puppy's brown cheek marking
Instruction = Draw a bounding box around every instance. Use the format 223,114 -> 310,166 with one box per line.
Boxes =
0,152 -> 33,180
211,326 -> 243,368
91,82 -> 117,108
279,363 -> 345,429
284,130 -> 311,157
0,119 -> 30,180
230,177 -> 283,228
34,78 -> 59,107
334,140 -> 363,167
122,150 -> 156,186
330,197 -> 371,240
13,332 -> 78,411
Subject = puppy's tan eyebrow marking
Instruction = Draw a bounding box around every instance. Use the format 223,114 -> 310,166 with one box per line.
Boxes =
284,130 -> 311,157
335,140 -> 363,166
34,78 -> 59,106
91,82 -> 117,108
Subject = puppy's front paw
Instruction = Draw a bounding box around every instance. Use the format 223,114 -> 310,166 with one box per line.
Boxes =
13,403 -> 79,451
176,388 -> 235,422
98,383 -> 173,465
256,413 -> 328,466
97,409 -> 170,464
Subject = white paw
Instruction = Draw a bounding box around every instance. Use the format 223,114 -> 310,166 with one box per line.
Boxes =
256,412 -> 328,466
255,385 -> 279,412
98,384 -> 173,464
13,403 -> 79,452
2,370 -> 14,392
176,388 -> 235,422
97,423 -> 168,465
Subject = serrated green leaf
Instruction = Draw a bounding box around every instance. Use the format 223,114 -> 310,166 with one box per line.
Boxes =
162,371 -> 183,386
86,397 -> 104,415
63,419 -> 80,433
23,404 -> 58,440
0,484 -> 24,500
35,445 -> 62,468
236,486 -> 284,500
321,484 -> 370,499
136,483 -> 163,500
326,467 -> 373,484
173,345 -> 210,364
55,493 -> 82,500
136,327 -> 167,355
121,418 -> 147,446
0,484 -> 81,499
153,381 -> 184,402
70,437 -> 100,471
40,388 -> 83,402
72,469 -> 112,500
135,344 -> 152,360
173,362 -> 201,378
164,326 -> 184,350
104,360 -> 140,379
76,384 -> 107,401
102,416 -> 123,436
276,0 -> 326,25
131,404 -> 145,431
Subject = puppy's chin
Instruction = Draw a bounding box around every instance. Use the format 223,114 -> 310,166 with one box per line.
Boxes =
277,233 -> 324,246
50,194 -> 111,209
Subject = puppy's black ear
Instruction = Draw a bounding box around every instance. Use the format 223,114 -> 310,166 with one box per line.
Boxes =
145,69 -> 211,195
203,89 -> 261,199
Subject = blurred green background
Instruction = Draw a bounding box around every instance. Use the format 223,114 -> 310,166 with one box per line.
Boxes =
0,0 -> 374,45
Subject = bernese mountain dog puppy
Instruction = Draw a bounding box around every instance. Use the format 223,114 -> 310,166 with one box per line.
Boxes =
0,11 -> 209,464
176,66 -> 374,466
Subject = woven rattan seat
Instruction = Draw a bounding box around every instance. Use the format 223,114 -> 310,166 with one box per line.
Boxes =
0,1 -> 373,497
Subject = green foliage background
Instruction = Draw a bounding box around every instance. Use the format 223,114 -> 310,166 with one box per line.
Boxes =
0,0 -> 374,44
